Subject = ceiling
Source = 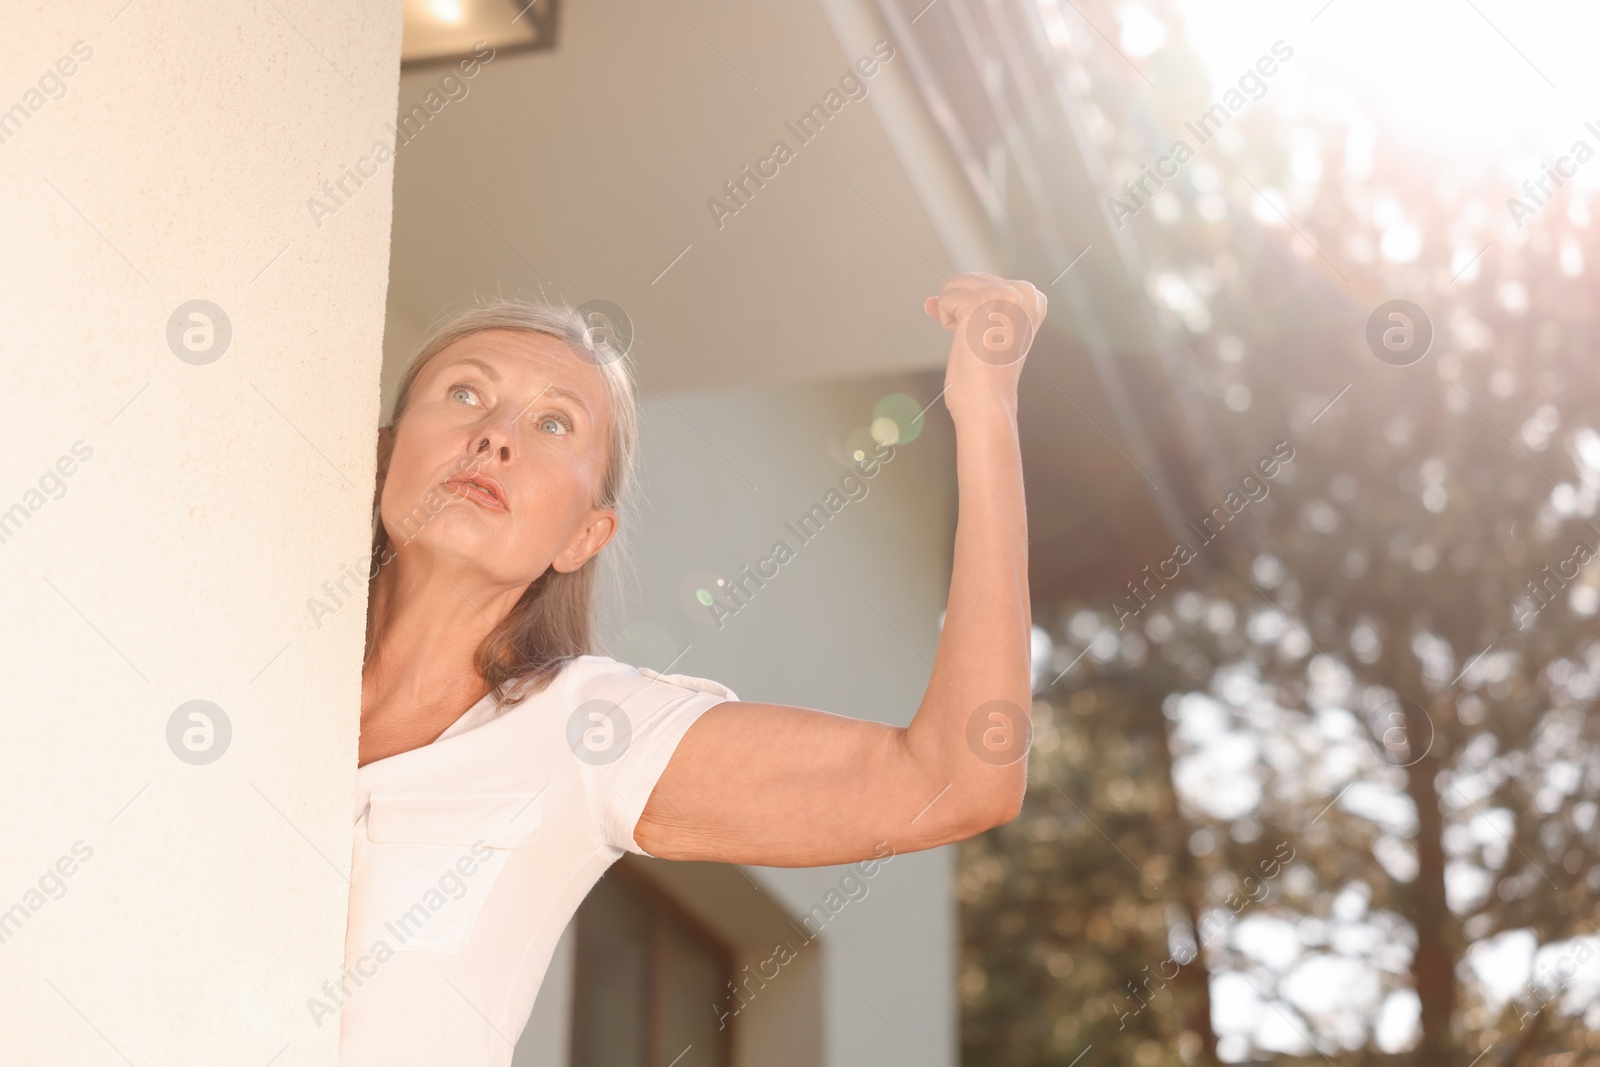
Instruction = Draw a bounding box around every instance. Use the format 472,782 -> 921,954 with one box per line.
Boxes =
381,0 -> 982,406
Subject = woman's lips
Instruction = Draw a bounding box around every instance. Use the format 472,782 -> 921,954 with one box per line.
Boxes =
445,473 -> 507,511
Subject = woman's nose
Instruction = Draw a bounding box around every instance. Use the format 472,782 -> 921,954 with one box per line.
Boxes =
476,435 -> 511,462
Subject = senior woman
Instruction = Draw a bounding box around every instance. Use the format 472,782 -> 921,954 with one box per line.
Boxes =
337,272 -> 1045,1064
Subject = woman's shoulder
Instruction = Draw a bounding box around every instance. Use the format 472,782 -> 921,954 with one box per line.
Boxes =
565,653 -> 739,703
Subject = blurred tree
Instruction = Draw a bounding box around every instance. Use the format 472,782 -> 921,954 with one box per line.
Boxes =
960,675 -> 1224,1066
959,0 -> 1600,1064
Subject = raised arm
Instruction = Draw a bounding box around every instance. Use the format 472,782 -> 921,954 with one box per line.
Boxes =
635,273 -> 1044,866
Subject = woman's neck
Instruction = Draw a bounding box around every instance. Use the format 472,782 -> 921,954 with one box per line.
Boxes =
361,547 -> 525,721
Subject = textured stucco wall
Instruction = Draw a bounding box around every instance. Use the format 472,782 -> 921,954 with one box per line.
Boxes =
0,3 -> 400,1064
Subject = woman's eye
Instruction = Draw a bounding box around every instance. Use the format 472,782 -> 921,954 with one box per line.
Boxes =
450,384 -> 481,405
537,414 -> 571,436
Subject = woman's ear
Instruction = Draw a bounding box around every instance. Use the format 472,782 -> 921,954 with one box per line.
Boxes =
551,508 -> 618,573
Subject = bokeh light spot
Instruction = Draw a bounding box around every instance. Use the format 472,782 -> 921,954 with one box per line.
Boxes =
872,392 -> 925,444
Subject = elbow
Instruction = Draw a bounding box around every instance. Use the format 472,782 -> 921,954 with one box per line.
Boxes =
979,786 -> 1024,832
984,762 -> 1028,829
953,776 -> 1025,841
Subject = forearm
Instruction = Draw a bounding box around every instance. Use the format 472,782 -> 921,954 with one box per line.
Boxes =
903,405 -> 1032,827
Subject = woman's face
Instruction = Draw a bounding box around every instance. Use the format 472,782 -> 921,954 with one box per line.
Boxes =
378,328 -> 617,589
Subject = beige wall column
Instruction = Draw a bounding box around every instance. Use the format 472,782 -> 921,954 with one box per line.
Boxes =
0,3 -> 401,1064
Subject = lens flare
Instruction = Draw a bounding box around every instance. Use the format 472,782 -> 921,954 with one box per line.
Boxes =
873,393 -> 925,444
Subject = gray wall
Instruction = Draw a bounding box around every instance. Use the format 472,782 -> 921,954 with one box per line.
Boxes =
619,372 -> 961,1066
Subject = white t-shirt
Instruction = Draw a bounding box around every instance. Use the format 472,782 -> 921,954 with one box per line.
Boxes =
332,654 -> 736,1066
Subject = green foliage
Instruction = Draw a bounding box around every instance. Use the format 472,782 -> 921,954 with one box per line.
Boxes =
961,1 -> 1600,1063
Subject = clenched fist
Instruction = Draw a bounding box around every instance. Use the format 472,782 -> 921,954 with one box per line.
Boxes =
923,272 -> 1046,426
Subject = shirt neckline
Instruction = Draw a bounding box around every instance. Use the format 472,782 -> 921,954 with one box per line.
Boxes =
352,656 -> 595,778
356,688 -> 502,778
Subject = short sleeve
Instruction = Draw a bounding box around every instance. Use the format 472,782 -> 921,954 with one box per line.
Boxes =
563,655 -> 738,856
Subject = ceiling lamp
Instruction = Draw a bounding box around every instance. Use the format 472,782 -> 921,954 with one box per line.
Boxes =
400,0 -> 558,67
